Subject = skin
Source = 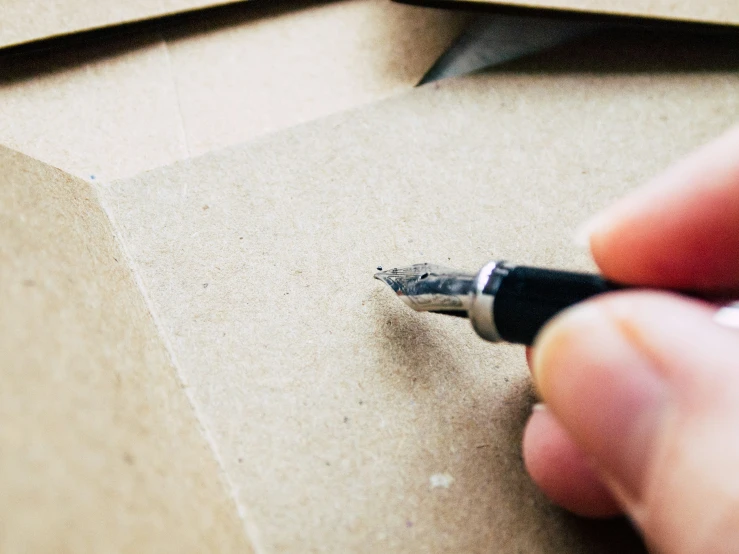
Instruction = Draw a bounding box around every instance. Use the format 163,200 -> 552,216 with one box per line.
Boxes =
522,125 -> 739,552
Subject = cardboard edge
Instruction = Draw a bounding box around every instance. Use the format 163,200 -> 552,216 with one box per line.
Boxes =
91,177 -> 265,552
95,177 -> 268,552
0,144 -> 258,551
0,0 -> 250,52
391,0 -> 739,30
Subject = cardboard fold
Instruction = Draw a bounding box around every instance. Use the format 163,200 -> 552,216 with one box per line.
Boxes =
0,146 -> 253,553
0,0 -> 468,181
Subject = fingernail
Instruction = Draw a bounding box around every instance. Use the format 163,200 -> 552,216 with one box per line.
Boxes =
532,302 -> 667,503
572,212 -> 613,250
532,402 -> 546,413
572,218 -> 598,249
714,302 -> 739,330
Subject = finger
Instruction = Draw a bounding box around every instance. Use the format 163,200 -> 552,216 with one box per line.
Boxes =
525,347 -> 534,371
532,291 -> 739,553
583,125 -> 739,292
523,404 -> 622,518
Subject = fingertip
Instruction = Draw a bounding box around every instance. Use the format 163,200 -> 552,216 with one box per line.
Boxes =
584,126 -> 739,290
572,206 -> 619,253
523,404 -> 622,519
530,303 -> 595,397
530,295 -> 670,502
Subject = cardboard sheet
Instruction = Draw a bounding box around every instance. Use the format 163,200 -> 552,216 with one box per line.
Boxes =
0,0 -> 240,49
0,33 -> 185,183
402,0 -> 739,26
102,29 -> 739,552
0,146 -> 253,552
0,0 -> 467,181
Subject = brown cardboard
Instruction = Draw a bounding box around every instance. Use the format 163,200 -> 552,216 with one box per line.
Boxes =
0,0 -> 467,181
0,0 -> 241,49
99,29 -> 739,553
401,0 -> 739,26
0,32 -> 186,183
0,146 -> 254,552
160,0 -> 469,156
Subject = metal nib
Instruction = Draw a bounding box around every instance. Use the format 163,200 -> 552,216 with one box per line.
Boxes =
374,263 -> 475,314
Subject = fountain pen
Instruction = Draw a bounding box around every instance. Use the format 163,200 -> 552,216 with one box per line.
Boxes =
374,261 -> 621,346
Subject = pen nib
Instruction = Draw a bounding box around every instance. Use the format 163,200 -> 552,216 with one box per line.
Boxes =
374,263 -> 475,314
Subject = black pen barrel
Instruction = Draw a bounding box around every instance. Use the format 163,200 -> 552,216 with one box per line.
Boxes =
491,266 -> 621,346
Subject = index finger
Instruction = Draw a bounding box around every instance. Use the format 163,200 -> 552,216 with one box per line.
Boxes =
586,125 -> 739,293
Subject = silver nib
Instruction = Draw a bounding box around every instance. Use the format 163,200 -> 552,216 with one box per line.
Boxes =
374,263 -> 476,313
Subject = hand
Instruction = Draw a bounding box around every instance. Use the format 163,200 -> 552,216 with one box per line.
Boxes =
522,125 -> 739,553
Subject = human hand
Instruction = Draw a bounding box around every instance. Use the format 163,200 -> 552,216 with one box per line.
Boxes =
522,126 -> 739,553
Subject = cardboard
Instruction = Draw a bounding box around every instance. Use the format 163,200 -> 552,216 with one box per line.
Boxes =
0,0 -> 241,49
0,0 -> 468,181
399,0 -> 739,26
95,29 -> 739,552
0,146 -> 253,552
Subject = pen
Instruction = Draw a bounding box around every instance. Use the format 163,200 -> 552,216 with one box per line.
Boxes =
374,261 -> 623,346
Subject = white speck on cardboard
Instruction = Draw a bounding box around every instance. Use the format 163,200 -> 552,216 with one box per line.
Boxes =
429,474 -> 455,490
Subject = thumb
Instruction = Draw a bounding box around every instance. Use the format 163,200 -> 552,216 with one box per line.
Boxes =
532,291 -> 739,553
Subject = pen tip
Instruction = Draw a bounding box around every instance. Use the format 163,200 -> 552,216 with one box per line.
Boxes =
373,263 -> 473,313
374,267 -> 400,287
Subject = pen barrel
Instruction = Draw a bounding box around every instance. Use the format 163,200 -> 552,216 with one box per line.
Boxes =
491,266 -> 620,346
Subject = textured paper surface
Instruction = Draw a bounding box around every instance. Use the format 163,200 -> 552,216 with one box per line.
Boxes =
0,0 -> 467,181
0,33 -> 184,183
160,0 -> 468,156
407,0 -> 739,26
0,0 -> 240,48
0,146 -> 253,553
103,29 -> 739,552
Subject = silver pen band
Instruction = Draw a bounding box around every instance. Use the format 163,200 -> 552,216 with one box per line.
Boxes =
468,260 -> 514,342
